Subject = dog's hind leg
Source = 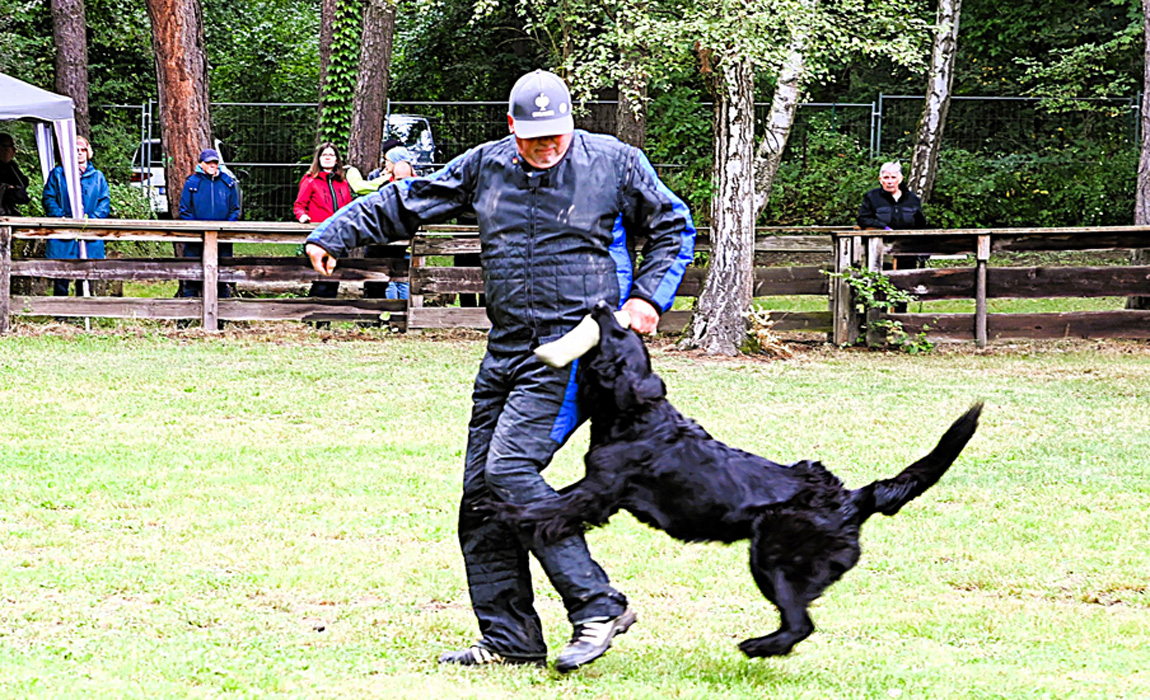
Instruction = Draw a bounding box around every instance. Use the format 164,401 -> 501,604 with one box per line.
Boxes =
738,564 -> 814,658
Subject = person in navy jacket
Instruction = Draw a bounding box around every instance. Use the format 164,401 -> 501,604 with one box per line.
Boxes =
42,136 -> 111,296
177,148 -> 240,298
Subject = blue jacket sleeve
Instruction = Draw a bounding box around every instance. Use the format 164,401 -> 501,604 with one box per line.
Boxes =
621,150 -> 696,312
42,169 -> 68,217
228,180 -> 240,221
178,177 -> 196,220
92,171 -> 111,219
307,150 -> 477,257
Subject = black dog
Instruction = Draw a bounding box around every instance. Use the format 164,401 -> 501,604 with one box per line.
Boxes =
491,302 -> 982,658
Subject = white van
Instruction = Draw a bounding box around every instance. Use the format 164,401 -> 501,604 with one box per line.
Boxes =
130,139 -> 238,216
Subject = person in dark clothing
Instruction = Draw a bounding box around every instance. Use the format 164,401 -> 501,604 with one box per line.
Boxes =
857,160 -> 929,270
178,148 -> 240,299
0,133 -> 30,216
305,69 -> 696,673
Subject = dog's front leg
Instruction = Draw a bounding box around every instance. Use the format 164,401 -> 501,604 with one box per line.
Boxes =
740,562 -> 814,658
510,444 -> 634,545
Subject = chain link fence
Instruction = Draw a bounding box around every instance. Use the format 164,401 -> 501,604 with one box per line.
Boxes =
100,95 -> 1139,221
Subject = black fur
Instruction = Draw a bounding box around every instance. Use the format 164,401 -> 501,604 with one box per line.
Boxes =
492,302 -> 982,657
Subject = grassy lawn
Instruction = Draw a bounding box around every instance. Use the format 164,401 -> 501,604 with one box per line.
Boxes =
1,326 -> 1147,698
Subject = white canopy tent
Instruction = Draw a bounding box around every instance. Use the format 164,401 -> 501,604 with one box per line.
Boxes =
0,72 -> 84,219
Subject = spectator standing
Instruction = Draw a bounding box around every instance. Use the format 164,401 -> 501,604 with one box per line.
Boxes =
304,69 -> 695,672
857,161 -> 929,270
42,136 -> 110,296
294,142 -> 353,304
0,133 -> 31,215
177,148 -> 241,300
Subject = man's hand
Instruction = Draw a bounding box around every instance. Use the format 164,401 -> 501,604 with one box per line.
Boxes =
306,243 -> 337,276
622,298 -> 660,334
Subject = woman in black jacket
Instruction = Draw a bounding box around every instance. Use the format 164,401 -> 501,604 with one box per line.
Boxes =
858,161 -> 928,269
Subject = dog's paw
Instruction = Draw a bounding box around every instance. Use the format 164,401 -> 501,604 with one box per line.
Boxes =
738,634 -> 796,658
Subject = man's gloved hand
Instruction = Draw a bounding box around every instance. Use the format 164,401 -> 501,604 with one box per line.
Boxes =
622,297 -> 659,334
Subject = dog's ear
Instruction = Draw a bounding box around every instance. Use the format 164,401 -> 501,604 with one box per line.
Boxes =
614,368 -> 666,410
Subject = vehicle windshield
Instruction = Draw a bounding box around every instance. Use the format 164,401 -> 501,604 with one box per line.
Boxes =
385,117 -> 433,157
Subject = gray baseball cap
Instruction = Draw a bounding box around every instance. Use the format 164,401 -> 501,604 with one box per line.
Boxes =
507,70 -> 574,139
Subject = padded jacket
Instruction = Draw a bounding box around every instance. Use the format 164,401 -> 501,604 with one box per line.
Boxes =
179,170 -> 240,222
857,185 -> 927,230
293,171 -> 354,223
308,131 -> 696,352
43,162 -> 111,259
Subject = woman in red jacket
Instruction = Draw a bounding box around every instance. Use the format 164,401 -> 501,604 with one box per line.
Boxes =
295,142 -> 353,302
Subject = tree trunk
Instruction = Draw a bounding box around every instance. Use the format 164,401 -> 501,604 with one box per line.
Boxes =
347,0 -> 397,173
146,0 -> 213,215
752,41 -> 806,217
683,58 -> 756,356
51,0 -> 90,137
1130,0 -> 1150,309
908,0 -> 962,204
615,5 -> 647,150
616,65 -> 647,149
316,0 -> 337,145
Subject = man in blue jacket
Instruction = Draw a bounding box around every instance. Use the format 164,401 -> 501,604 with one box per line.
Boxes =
42,136 -> 111,296
177,148 -> 240,299
305,70 -> 695,673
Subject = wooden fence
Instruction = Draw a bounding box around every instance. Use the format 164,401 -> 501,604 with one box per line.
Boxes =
406,227 -> 841,333
830,227 -> 1150,347
0,218 -> 408,332
4,217 -> 1149,346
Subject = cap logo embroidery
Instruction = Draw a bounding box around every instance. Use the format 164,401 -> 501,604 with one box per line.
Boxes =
532,93 -> 555,118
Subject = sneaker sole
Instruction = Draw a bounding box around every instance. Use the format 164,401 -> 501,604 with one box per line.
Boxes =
555,609 -> 637,673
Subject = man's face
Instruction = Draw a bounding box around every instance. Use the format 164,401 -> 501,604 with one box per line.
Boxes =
508,116 -> 572,169
0,138 -> 14,164
202,160 -> 220,176
76,140 -> 90,169
880,169 -> 902,193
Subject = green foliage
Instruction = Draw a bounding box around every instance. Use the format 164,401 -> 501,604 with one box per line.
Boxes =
763,116 -> 874,226
203,0 -> 321,102
828,267 -> 934,354
927,146 -> 1137,228
317,1 -> 364,150
21,181 -> 154,221
645,78 -> 714,221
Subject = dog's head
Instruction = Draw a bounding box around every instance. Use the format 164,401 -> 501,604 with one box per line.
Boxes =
581,301 -> 666,413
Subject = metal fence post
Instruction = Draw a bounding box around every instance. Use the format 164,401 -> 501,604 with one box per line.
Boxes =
875,93 -> 884,158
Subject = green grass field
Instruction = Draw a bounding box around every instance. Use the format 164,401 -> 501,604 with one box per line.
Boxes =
1,326 -> 1147,698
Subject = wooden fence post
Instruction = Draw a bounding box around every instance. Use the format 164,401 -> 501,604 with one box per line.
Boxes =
975,234 -> 990,348
0,225 -> 10,335
202,231 -> 219,331
865,235 -> 886,347
831,235 -> 853,345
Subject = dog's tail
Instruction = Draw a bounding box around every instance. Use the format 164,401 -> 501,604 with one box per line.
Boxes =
852,403 -> 982,521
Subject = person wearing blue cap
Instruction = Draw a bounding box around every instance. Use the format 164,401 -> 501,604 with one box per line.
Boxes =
177,148 -> 240,303
304,69 -> 696,672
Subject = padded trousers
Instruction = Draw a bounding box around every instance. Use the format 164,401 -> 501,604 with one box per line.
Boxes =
457,349 -> 628,659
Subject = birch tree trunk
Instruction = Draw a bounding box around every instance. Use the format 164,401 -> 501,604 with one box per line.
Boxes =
907,0 -> 962,203
752,41 -> 806,217
347,0 -> 396,172
683,57 -> 756,356
51,0 -> 90,137
1129,0 -> 1150,309
146,0 -> 212,214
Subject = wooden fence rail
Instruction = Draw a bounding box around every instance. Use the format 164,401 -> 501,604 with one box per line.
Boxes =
5,217 -> 1149,346
831,228 -> 1150,347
